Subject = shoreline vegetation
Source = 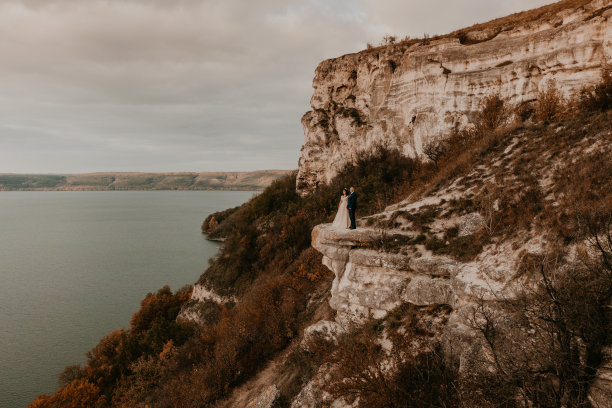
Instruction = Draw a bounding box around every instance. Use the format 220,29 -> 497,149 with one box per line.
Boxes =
0,170 -> 291,192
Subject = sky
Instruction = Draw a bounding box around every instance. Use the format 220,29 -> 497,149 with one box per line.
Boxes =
0,0 -> 554,173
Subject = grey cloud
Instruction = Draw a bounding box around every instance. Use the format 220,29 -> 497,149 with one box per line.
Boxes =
0,0 -> 555,173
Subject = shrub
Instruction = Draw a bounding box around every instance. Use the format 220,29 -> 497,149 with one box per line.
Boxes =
130,285 -> 191,334
535,80 -> 567,122
292,247 -> 333,284
29,379 -> 103,408
200,205 -> 240,237
425,236 -> 447,252
381,34 -> 396,45
445,231 -> 488,261
579,70 -> 612,112
422,137 -> 448,166
551,148 -> 612,243
475,93 -> 511,133
153,274 -> 311,405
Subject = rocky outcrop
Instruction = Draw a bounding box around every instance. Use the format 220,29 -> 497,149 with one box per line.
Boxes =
312,224 -> 456,327
246,385 -> 282,408
297,0 -> 612,194
290,365 -> 357,408
177,284 -> 235,323
190,284 -> 237,304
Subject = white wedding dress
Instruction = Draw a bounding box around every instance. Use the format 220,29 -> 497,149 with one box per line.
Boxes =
331,196 -> 350,229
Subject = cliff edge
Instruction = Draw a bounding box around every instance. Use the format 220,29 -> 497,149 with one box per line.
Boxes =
297,0 -> 611,194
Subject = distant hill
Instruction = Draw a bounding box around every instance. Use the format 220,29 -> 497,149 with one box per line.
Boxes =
0,170 -> 293,191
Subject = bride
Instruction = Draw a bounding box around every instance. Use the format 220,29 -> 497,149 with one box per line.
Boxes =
331,188 -> 350,229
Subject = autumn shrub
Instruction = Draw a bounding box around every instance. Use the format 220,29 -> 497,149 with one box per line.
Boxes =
58,364 -> 83,389
29,379 -> 104,408
130,285 -> 191,333
200,204 -> 241,237
579,70 -> 612,113
445,230 -> 489,261
473,173 -> 544,238
291,247 -> 333,285
111,341 -> 179,407
535,80 -> 567,122
149,273 -> 313,406
422,126 -> 507,194
324,306 -> 457,408
33,285 -> 195,407
550,146 -> 612,243
281,330 -> 340,401
474,93 -> 512,133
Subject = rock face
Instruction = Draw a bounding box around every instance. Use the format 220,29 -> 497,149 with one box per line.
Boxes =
296,0 -> 612,194
190,284 -> 237,304
177,284 -> 235,323
312,224 -> 456,327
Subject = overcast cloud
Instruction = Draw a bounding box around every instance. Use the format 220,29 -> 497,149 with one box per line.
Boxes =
0,0 -> 553,173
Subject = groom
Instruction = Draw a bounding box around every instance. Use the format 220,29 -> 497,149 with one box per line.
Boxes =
347,186 -> 357,229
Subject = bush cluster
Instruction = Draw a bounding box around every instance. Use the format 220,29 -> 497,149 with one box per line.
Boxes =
30,286 -> 194,408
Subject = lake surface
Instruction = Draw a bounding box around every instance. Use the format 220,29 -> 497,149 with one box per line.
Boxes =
0,191 -> 254,408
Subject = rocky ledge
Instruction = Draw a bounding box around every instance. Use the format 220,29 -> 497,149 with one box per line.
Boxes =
312,223 -> 455,327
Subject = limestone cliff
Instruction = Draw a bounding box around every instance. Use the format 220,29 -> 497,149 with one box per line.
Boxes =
301,108 -> 612,407
297,0 -> 612,194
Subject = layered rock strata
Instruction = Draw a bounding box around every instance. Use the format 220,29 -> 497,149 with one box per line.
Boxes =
312,224 -> 455,327
297,0 -> 612,194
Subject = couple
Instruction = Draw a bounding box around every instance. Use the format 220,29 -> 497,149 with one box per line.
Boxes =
331,186 -> 357,230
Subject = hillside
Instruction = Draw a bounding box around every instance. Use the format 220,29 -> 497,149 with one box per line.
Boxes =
0,170 -> 291,191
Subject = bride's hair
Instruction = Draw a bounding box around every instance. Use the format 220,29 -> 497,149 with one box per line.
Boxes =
342,188 -> 349,196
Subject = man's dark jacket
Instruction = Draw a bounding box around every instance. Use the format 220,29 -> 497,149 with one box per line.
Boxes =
347,192 -> 357,210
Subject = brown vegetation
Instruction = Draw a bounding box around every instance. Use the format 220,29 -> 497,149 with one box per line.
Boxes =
467,233 -> 611,407
535,80 -> 569,122
320,305 -> 456,408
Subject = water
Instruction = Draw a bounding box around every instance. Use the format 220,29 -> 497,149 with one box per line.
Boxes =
0,191 -> 253,408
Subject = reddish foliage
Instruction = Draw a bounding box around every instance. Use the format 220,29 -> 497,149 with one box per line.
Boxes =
29,379 -> 103,408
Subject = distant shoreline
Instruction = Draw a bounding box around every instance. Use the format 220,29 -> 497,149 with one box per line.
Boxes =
0,170 -> 293,191
0,187 -> 264,191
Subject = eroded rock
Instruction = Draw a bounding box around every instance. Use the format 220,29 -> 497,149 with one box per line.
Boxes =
297,0 -> 612,195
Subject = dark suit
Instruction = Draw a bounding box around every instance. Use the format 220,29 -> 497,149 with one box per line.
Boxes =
347,191 -> 357,229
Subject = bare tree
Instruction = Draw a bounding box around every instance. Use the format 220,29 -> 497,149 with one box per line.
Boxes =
422,137 -> 448,167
